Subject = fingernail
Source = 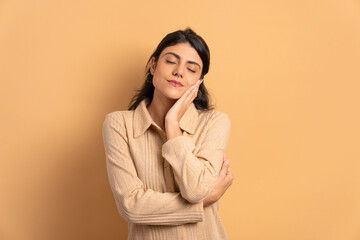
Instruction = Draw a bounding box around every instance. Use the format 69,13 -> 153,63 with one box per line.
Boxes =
225,160 -> 229,165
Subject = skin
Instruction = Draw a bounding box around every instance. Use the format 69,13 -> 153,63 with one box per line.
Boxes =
147,42 -> 233,207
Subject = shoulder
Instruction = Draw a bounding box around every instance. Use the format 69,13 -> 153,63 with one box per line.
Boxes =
104,110 -> 133,120
102,110 -> 134,131
195,109 -> 231,142
198,109 -> 231,128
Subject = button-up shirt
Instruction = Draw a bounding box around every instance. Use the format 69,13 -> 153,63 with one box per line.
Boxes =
102,98 -> 231,240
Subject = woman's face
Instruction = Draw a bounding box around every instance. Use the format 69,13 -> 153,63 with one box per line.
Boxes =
150,42 -> 203,100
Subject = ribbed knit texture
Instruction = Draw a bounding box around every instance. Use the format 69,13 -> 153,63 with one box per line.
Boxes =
102,98 -> 231,240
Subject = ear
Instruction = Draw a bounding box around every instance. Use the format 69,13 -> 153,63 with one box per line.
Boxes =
150,57 -> 156,75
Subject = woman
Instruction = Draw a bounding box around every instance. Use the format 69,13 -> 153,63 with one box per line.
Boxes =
102,27 -> 233,240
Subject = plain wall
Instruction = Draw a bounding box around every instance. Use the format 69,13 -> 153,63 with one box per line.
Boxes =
1,0 -> 360,239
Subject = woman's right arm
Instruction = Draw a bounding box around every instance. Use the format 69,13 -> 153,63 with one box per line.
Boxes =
102,113 -> 204,226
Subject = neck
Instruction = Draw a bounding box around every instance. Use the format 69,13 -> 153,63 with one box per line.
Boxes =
147,90 -> 176,131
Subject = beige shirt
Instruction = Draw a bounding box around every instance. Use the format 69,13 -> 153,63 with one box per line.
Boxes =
102,98 -> 231,240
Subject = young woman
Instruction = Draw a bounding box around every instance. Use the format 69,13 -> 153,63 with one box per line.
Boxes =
102,27 -> 233,240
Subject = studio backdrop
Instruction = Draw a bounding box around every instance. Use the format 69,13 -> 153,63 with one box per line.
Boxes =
1,0 -> 359,239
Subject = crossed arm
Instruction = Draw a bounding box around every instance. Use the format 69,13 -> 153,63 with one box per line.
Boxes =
102,111 -> 232,226
162,111 -> 231,203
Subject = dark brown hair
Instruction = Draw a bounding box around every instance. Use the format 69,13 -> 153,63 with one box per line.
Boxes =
128,27 -> 214,111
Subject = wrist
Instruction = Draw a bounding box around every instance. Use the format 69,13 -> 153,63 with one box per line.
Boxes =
165,121 -> 182,140
203,193 -> 215,207
203,198 -> 210,207
165,119 -> 179,128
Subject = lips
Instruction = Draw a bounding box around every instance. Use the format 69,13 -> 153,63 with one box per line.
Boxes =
167,80 -> 184,87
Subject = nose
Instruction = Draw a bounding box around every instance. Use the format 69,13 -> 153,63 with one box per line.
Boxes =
173,64 -> 184,78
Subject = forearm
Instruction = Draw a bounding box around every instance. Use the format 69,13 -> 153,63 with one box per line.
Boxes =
165,122 -> 216,202
165,123 -> 212,202
106,154 -> 205,225
109,182 -> 204,225
162,135 -> 220,203
162,112 -> 231,204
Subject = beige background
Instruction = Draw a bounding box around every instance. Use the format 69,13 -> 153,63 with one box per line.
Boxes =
1,0 -> 360,239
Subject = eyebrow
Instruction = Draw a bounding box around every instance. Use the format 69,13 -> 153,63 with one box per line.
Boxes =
164,52 -> 201,69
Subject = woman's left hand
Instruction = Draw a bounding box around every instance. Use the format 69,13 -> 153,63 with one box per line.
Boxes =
165,79 -> 203,127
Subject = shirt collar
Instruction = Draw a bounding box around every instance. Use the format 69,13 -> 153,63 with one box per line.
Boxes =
133,98 -> 199,138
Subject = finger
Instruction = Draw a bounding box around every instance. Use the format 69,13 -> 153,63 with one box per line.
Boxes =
220,160 -> 230,177
229,172 -> 234,185
184,86 -> 195,98
226,168 -> 234,182
180,86 -> 195,104
191,80 -> 202,94
186,84 -> 197,96
224,155 -> 230,166
185,79 -> 203,104
186,86 -> 197,101
223,152 -> 228,161
227,166 -> 232,175
178,82 -> 201,113
189,85 -> 200,103
194,79 -> 203,94
185,86 -> 198,104
186,81 -> 199,95
194,79 -> 202,86
191,79 -> 202,89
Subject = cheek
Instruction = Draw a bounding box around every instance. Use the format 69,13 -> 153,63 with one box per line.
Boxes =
153,65 -> 167,79
189,77 -> 199,86
152,74 -> 166,90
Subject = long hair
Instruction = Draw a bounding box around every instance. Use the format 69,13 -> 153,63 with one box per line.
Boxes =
128,27 -> 214,111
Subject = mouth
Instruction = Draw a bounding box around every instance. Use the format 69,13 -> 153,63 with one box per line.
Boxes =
167,80 -> 184,87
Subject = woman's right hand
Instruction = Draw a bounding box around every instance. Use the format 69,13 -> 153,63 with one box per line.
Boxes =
203,152 -> 234,207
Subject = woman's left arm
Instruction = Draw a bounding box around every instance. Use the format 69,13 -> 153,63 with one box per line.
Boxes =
162,111 -> 231,203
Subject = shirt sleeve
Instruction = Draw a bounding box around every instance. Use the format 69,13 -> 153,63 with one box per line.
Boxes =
161,111 -> 231,203
102,112 -> 204,226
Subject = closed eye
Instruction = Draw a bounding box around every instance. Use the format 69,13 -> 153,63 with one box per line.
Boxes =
166,59 -> 196,73
166,60 -> 176,64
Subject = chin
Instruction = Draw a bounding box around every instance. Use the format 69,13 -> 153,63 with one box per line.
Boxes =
165,93 -> 182,100
163,88 -> 184,100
